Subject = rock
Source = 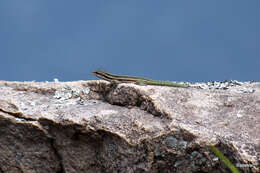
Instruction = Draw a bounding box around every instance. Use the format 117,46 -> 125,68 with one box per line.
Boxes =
0,80 -> 259,173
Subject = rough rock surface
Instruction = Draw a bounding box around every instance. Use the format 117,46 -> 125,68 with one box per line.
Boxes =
0,80 -> 259,173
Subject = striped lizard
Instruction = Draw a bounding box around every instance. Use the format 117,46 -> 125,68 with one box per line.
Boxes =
92,70 -> 187,88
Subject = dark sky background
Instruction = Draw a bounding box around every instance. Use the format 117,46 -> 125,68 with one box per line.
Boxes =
0,1 -> 259,82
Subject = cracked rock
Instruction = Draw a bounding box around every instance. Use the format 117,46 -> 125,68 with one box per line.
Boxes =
0,80 -> 259,173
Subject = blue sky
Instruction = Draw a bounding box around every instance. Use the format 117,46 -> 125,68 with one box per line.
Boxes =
0,1 -> 259,82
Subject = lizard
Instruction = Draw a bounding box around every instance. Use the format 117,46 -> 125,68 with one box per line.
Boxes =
92,69 -> 188,88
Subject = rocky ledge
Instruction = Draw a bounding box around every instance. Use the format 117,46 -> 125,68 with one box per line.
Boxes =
0,80 -> 259,173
